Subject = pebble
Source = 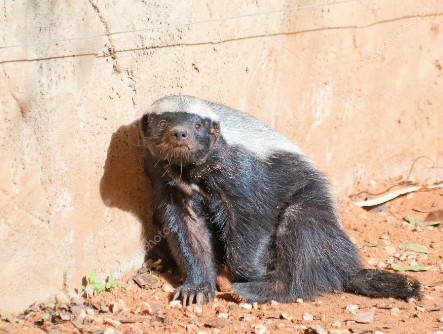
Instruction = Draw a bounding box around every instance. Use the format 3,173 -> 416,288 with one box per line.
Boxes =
416,306 -> 426,312
377,261 -> 388,269
439,317 -> 443,323
280,312 -> 293,320
384,246 -> 396,255
240,303 -> 253,310
103,318 -> 121,327
186,324 -> 198,332
351,307 -> 375,324
332,320 -> 341,328
193,306 -> 203,315
169,300 -> 182,308
241,314 -> 255,322
390,307 -> 400,316
308,324 -> 327,334
346,304 -> 359,314
367,258 -> 378,266
104,328 -> 115,334
162,282 -> 175,293
270,300 -> 279,306
296,298 -> 304,304
252,324 -> 267,334
217,312 -> 229,319
252,302 -> 259,310
109,299 -> 125,314
302,313 -> 314,321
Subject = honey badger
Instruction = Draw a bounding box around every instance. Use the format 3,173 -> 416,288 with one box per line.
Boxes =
139,95 -> 420,305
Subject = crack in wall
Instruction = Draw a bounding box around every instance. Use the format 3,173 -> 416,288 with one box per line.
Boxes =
88,0 -> 121,73
1,11 -> 443,65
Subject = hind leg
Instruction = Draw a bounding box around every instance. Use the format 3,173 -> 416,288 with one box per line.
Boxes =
233,185 -> 361,303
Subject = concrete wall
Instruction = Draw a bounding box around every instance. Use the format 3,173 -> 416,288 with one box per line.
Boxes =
1,0 -> 442,312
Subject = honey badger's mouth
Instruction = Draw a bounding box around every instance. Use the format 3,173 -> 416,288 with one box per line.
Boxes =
158,141 -> 195,162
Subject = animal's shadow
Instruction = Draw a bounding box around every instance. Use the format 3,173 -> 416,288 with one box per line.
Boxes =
99,120 -> 177,279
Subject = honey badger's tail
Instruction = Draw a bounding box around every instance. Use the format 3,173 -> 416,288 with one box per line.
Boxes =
343,268 -> 421,301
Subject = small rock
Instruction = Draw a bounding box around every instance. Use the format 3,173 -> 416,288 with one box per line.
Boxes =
240,303 -> 253,310
139,302 -> 152,315
205,318 -> 232,328
346,304 -> 359,314
390,307 -> 400,316
374,331 -> 385,334
439,317 -> 443,323
377,261 -> 387,269
307,324 -> 327,334
169,300 -> 182,308
213,304 -> 228,313
280,312 -> 293,320
296,298 -> 304,304
252,324 -> 267,334
86,308 -> 95,316
186,324 -> 199,332
241,314 -> 256,322
104,328 -> 115,334
197,332 -> 207,334
253,302 -> 259,310
332,320 -> 341,328
133,273 -> 161,289
189,305 -> 203,315
217,312 -> 229,319
103,318 -> 121,327
367,258 -> 378,266
384,246 -> 396,255
162,282 -> 175,293
109,299 -> 125,314
351,307 -> 376,324
416,306 -> 425,312
100,304 -> 110,313
302,313 -> 314,321
58,311 -> 71,321
270,300 -> 279,306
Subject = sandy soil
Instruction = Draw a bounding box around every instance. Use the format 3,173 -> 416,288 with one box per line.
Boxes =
1,187 -> 442,334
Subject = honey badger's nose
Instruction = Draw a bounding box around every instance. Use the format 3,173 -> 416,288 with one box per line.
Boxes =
170,127 -> 188,142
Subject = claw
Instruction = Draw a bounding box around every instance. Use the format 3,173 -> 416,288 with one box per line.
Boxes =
173,291 -> 180,301
181,293 -> 188,307
208,291 -> 215,303
196,292 -> 204,305
188,293 -> 195,305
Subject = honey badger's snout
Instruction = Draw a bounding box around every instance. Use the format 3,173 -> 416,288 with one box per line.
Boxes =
170,127 -> 189,142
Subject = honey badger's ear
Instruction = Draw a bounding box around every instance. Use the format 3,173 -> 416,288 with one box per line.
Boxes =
140,113 -> 149,135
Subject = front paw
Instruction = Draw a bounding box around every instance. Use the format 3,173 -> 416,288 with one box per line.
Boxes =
172,283 -> 215,306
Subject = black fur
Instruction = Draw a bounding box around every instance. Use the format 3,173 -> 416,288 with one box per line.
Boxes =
139,96 -> 421,305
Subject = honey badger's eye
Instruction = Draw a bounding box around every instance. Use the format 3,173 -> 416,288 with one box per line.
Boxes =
158,120 -> 167,129
195,123 -> 202,131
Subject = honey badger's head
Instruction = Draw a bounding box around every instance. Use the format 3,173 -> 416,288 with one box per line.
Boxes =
140,95 -> 221,165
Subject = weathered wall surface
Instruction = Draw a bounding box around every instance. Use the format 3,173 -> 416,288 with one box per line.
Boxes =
1,0 -> 442,312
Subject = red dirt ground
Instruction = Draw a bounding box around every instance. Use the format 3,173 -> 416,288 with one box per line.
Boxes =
1,187 -> 442,334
